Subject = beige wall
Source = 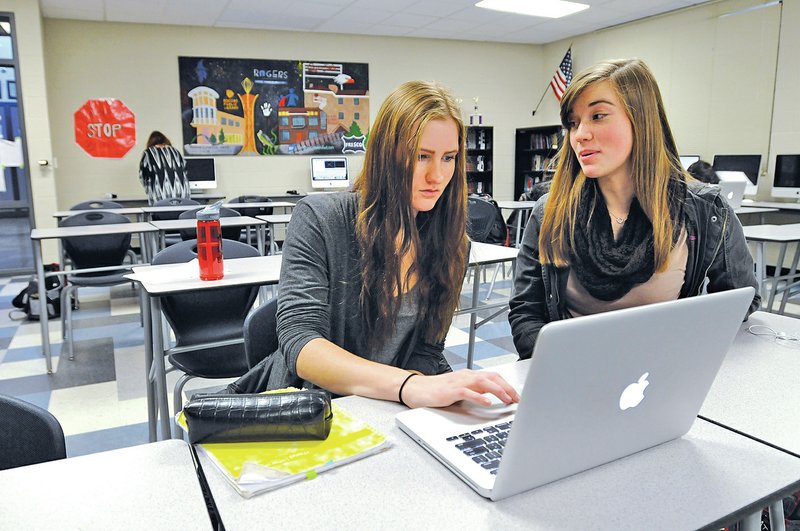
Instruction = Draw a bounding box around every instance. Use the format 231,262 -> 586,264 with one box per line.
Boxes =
42,20 -> 543,207
0,0 -> 57,239
538,0 -> 784,200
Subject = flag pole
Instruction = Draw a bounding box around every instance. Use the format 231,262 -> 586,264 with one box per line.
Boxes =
531,83 -> 551,117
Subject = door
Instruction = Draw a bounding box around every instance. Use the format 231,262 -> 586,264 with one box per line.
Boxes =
0,13 -> 33,274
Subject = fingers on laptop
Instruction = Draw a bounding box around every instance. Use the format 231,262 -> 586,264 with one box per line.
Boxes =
405,371 -> 520,408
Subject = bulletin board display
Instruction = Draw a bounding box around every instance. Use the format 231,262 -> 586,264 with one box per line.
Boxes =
178,57 -> 369,156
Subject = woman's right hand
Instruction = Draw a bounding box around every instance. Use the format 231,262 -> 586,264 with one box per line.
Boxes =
399,369 -> 520,409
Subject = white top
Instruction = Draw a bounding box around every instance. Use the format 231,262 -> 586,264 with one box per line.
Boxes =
52,207 -> 145,219
496,200 -> 537,210
149,216 -> 267,231
31,221 -> 159,240
256,214 -> 292,224
743,223 -> 800,243
200,361 -> 800,530
468,241 -> 519,265
224,201 -> 297,210
0,440 -> 211,530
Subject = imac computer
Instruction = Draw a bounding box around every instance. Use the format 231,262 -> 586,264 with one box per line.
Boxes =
185,157 -> 217,190
310,157 -> 349,190
771,154 -> 800,200
712,154 -> 761,196
679,155 -> 700,170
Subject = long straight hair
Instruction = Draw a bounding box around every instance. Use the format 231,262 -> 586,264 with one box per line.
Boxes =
352,81 -> 468,349
539,58 -> 686,272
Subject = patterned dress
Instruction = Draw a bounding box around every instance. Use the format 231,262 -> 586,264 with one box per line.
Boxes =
138,145 -> 191,204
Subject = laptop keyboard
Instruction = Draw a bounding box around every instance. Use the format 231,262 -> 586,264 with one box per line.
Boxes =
446,421 -> 513,475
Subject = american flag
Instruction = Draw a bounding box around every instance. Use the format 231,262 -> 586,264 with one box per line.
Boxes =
549,48 -> 573,101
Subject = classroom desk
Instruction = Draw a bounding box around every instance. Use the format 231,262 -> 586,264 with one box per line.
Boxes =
223,200 -> 297,212
735,206 -> 779,223
742,223 -> 800,313
150,216 -> 268,254
701,311 -> 800,458
0,440 -> 212,530
256,214 -> 292,254
199,360 -> 800,531
748,201 -> 800,212
95,193 -> 225,207
30,222 -> 159,374
496,200 -> 537,248
129,255 -> 282,441
457,242 -> 519,369
52,206 -> 146,221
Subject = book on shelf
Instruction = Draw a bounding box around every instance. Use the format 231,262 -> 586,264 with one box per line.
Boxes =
177,391 -> 391,498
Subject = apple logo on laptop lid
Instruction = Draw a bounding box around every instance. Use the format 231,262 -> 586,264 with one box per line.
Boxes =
727,191 -> 734,200
619,372 -> 650,410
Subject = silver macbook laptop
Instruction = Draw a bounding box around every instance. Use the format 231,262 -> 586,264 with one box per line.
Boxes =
396,287 -> 755,501
716,177 -> 747,209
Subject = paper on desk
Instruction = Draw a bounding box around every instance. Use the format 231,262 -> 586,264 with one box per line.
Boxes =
127,259 -> 201,284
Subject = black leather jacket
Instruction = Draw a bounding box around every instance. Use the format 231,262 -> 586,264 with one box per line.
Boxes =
508,183 -> 761,359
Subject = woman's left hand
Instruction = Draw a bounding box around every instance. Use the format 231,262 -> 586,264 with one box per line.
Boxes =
399,369 -> 520,409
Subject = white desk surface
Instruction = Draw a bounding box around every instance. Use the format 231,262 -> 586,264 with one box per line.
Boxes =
200,361 -> 800,530
140,204 -> 204,215
496,200 -> 537,210
735,206 -> 779,216
149,215 -> 266,231
52,207 -> 145,219
31,221 -> 159,240
701,311 -> 800,457
748,201 -> 800,212
98,194 -> 225,205
469,241 -> 519,265
224,201 -> 296,210
0,440 -> 211,530
742,223 -> 800,242
130,254 -> 282,295
256,214 -> 292,224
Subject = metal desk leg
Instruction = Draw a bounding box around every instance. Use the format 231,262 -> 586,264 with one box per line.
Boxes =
33,241 -> 54,374
770,500 -> 787,531
256,225 -> 265,255
778,241 -> 800,314
755,242 -> 765,309
467,263 -> 481,370
140,288 -> 156,442
767,243 -> 788,312
740,511 -> 762,531
150,296 -> 172,440
515,212 -> 522,248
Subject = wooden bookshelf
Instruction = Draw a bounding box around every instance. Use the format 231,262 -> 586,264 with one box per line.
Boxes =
466,126 -> 493,196
514,125 -> 563,199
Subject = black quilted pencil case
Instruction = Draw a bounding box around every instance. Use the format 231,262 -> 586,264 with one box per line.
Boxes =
183,390 -> 333,444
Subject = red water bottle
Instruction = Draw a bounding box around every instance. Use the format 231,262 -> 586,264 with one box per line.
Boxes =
196,202 -> 224,280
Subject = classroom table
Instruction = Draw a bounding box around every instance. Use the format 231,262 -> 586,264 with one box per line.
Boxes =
742,223 -> 800,313
150,215 -> 268,254
0,440 -> 213,530
198,360 -> 800,531
734,206 -> 779,223
256,214 -> 292,254
30,222 -> 160,374
52,206 -> 146,221
747,201 -> 800,212
93,193 -> 225,207
701,311 -> 800,458
129,254 -> 283,441
458,242 -> 519,368
496,200 -> 537,248
223,200 -> 297,212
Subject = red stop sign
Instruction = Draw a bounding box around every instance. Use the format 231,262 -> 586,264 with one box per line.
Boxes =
74,99 -> 136,158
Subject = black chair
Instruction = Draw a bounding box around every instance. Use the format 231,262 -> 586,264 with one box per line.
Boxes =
177,207 -> 242,242
0,394 -> 66,470
59,211 -> 136,360
243,297 -> 278,369
151,238 -> 260,418
152,197 -> 201,247
229,195 -> 274,247
70,200 -> 123,210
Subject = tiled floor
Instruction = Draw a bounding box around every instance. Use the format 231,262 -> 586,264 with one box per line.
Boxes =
0,267 -> 519,458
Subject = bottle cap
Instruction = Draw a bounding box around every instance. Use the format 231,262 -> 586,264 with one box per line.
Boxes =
196,199 -> 224,220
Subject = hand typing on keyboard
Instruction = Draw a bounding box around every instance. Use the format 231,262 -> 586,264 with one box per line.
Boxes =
399,369 -> 521,409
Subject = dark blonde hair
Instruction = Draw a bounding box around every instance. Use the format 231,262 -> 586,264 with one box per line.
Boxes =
352,80 -> 468,348
540,58 -> 685,272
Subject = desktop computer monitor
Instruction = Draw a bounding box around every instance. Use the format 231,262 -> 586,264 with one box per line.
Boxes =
310,157 -> 349,190
771,154 -> 800,199
679,155 -> 700,170
185,157 -> 217,190
712,154 -> 761,196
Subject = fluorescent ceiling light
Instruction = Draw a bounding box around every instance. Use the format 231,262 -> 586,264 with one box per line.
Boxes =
475,0 -> 589,18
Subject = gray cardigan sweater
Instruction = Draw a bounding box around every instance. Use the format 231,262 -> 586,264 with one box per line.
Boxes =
228,192 -> 452,394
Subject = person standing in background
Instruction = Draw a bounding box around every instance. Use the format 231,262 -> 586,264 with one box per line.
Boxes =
138,131 -> 190,204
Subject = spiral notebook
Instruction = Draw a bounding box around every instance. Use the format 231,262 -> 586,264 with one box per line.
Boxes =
178,398 -> 391,498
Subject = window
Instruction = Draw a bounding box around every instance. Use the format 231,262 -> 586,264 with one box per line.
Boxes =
338,112 -> 345,120
354,98 -> 360,105
338,98 -> 343,104
292,116 -> 305,128
309,131 -> 318,139
281,130 -> 290,141
354,113 -> 360,120
221,117 -> 227,125
280,116 -> 289,126
308,116 -> 319,126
